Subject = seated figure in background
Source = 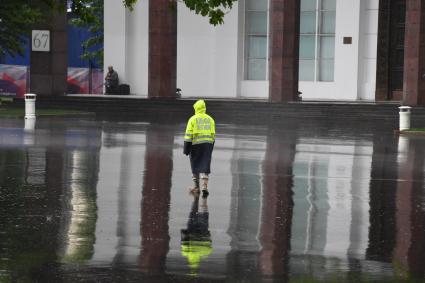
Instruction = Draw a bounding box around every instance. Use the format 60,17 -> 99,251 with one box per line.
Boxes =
105,65 -> 119,94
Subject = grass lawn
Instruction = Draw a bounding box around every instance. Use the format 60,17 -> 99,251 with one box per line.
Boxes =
399,128 -> 425,136
404,128 -> 425,132
0,107 -> 93,118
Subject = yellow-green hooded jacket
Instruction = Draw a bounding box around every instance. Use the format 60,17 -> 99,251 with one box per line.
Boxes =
184,100 -> 215,145
183,100 -> 216,174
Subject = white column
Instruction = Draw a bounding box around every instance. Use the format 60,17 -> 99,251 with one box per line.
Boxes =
357,0 -> 379,100
348,144 -> 372,258
125,0 -> 149,96
333,0 -> 361,100
104,0 -> 127,88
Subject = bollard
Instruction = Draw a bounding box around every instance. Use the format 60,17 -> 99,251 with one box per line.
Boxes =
24,93 -> 36,119
399,106 -> 411,131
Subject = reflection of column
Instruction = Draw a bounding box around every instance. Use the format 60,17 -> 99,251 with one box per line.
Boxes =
303,156 -> 328,254
226,139 -> 264,280
291,147 -> 330,257
324,150 -> 354,257
367,136 -> 397,261
393,137 -> 425,278
292,140 -> 373,268
114,143 -> 131,264
139,125 -> 174,273
348,146 -> 372,258
0,146 -> 62,281
22,146 -> 65,281
259,132 -> 296,277
59,125 -> 101,263
45,147 -> 66,236
61,149 -> 99,262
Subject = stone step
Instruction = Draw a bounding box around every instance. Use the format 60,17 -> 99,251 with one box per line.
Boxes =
10,96 -> 425,125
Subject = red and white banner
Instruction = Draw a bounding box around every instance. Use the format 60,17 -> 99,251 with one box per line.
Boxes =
0,65 -> 103,96
0,64 -> 28,98
67,67 -> 103,94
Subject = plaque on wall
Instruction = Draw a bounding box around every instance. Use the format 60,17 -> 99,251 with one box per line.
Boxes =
31,30 -> 50,52
343,37 -> 352,44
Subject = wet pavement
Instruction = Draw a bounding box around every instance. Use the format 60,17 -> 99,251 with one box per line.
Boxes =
0,116 -> 425,282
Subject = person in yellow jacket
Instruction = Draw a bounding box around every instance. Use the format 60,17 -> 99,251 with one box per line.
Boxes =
184,100 -> 215,196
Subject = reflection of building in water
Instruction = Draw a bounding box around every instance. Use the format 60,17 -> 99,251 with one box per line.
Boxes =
59,127 -> 102,263
91,126 -> 147,264
291,139 -> 373,276
89,123 -> 176,267
0,126 -> 66,281
181,195 -> 212,276
392,136 -> 425,279
367,134 -> 398,261
113,133 -> 132,264
225,133 -> 386,279
226,138 -> 265,281
139,125 -> 174,273
226,130 -> 296,280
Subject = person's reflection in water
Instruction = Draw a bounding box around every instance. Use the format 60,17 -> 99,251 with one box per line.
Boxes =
181,193 -> 212,277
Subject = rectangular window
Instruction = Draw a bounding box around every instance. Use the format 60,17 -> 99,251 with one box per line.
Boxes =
245,0 -> 268,80
299,0 -> 336,82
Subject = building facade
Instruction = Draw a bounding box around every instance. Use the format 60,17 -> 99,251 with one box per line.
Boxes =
104,0 -> 425,104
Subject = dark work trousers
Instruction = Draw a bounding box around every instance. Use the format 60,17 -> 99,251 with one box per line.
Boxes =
189,143 -> 214,174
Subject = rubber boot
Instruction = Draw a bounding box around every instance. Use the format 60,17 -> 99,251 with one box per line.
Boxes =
189,174 -> 200,194
200,173 -> 209,197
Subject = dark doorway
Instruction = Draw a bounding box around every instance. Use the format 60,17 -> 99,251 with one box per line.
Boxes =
376,0 -> 406,101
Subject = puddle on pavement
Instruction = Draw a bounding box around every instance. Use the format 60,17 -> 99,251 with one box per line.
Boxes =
0,117 -> 424,282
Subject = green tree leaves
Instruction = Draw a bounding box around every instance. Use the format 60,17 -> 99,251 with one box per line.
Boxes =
0,0 -> 65,57
0,2 -> 41,57
68,0 -> 104,67
180,0 -> 238,25
0,0 -> 238,60
124,0 -> 238,25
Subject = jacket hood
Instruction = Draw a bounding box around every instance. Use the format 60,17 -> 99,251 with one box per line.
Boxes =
193,100 -> 206,114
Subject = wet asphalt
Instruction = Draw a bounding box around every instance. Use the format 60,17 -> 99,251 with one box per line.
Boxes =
0,115 -> 424,283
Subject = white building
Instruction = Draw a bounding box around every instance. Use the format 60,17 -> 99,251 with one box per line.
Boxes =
104,0 -> 413,102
